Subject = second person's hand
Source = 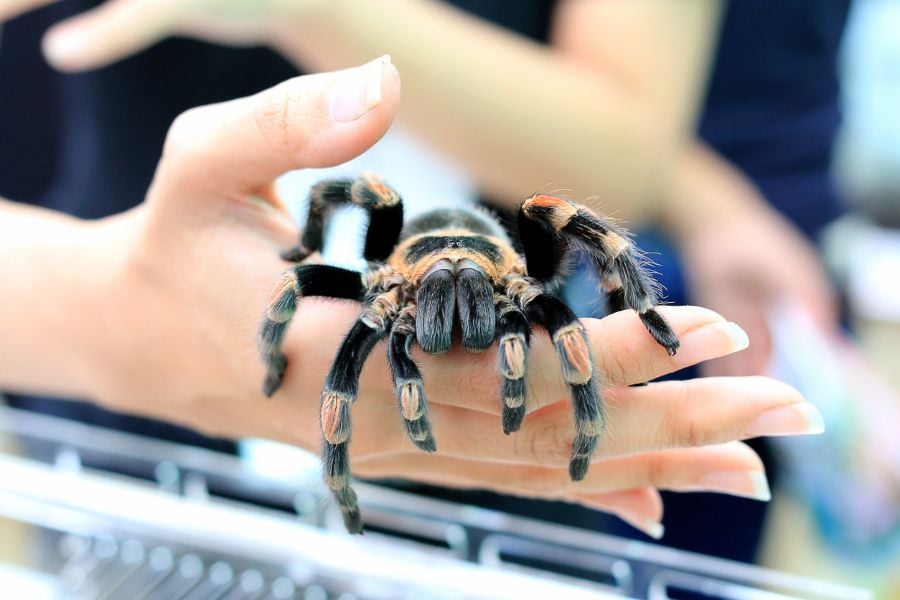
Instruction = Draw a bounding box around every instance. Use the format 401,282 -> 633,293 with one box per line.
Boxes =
0,0 -> 325,71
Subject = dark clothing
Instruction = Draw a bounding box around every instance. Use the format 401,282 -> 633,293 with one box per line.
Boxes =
0,3 -> 298,452
699,0 -> 851,238
0,0 -> 848,562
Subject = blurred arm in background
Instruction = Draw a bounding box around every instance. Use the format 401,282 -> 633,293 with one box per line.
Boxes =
0,0 -> 840,374
659,144 -> 839,375
0,0 -> 721,223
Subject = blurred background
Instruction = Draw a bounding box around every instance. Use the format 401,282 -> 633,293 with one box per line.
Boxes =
1,0 -> 898,598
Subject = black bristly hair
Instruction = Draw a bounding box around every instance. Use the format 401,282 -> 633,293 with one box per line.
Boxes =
281,173 -> 404,263
258,178 -> 679,533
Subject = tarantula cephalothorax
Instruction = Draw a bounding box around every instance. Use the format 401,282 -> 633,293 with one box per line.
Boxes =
258,173 -> 679,533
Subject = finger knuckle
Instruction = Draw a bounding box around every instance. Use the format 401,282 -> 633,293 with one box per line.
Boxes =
162,106 -> 206,161
254,84 -> 324,155
665,381 -> 715,448
644,452 -> 670,489
519,414 -> 572,466
603,348 -> 631,385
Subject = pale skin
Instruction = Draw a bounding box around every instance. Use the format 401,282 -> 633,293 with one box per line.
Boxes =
0,62 -> 826,538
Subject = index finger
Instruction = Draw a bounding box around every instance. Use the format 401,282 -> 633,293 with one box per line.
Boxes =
420,305 -> 748,414
0,0 -> 58,22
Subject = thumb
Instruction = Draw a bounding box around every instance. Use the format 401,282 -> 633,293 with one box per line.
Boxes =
151,56 -> 400,202
43,0 -> 182,71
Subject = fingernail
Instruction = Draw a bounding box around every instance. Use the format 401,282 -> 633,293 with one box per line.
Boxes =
697,470 -> 771,501
719,321 -> 750,351
640,520 -> 665,540
744,403 -> 825,437
613,506 -> 665,539
330,55 -> 391,123
674,321 -> 749,365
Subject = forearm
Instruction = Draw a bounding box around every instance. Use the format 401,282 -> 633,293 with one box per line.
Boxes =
275,0 -> 719,221
0,199 -> 122,397
661,143 -> 777,242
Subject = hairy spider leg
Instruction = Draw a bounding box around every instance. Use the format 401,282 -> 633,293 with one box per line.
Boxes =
282,173 -> 404,262
387,307 -> 437,452
320,287 -> 401,533
518,194 -> 680,356
494,295 -> 532,434
508,276 -> 604,481
258,264 -> 365,397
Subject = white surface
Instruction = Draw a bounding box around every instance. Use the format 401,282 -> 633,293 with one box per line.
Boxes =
0,562 -> 60,600
0,454 -> 620,600
848,225 -> 900,321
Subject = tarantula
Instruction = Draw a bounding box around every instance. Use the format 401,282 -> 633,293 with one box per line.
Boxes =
258,174 -> 679,534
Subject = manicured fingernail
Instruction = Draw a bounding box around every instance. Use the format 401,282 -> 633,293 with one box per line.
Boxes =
613,505 -> 664,539
698,470 -> 771,501
640,520 -> 665,540
675,321 -> 749,365
614,507 -> 665,539
719,321 -> 750,351
330,55 -> 391,123
744,403 -> 825,437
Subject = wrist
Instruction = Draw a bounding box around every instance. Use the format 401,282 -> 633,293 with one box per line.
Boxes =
659,144 -> 774,246
57,211 -> 145,402
0,204 -> 135,399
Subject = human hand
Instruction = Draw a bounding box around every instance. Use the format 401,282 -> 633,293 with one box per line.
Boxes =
48,59 -> 822,539
664,143 -> 839,377
680,201 -> 839,377
0,0 -> 324,71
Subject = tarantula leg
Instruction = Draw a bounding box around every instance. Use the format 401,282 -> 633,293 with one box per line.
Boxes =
283,173 -> 404,262
258,264 -> 365,397
608,254 -> 680,355
321,288 -> 400,534
387,307 -> 437,452
321,319 -> 387,534
495,295 -> 531,434
518,194 -> 679,356
522,291 -> 604,481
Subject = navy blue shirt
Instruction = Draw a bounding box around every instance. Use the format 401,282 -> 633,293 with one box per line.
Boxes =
0,2 -> 298,451
699,0 -> 850,238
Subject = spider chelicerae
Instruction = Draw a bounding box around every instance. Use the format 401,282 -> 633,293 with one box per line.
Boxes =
258,173 -> 679,533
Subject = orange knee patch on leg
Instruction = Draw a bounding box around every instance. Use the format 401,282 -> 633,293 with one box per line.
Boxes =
266,270 -> 298,322
399,382 -> 424,421
499,334 -> 527,380
321,392 -> 351,444
523,194 -> 578,230
353,172 -> 400,208
553,324 -> 593,385
526,194 -> 567,208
